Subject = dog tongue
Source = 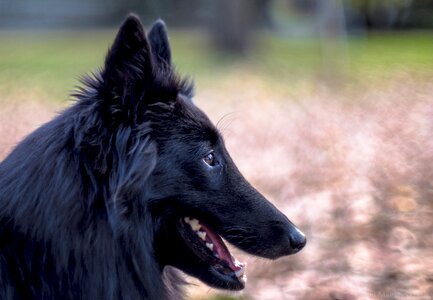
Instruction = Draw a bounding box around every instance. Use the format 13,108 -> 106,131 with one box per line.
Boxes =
201,224 -> 243,271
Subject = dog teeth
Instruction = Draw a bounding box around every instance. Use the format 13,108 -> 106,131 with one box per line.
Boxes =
184,217 -> 201,231
206,243 -> 214,251
235,260 -> 245,268
232,256 -> 244,267
233,258 -> 247,282
235,267 -> 245,278
197,231 -> 206,241
190,220 -> 201,231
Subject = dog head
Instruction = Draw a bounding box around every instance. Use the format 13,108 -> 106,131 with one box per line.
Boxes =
83,15 -> 306,291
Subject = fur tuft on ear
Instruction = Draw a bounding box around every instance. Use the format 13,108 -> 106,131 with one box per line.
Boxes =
148,19 -> 172,68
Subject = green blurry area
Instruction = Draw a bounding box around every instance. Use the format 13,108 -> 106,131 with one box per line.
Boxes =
1,30 -> 433,104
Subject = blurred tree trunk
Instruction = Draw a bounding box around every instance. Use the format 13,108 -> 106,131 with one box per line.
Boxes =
208,0 -> 271,55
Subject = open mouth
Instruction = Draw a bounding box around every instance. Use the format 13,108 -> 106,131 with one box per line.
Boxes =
178,217 -> 247,289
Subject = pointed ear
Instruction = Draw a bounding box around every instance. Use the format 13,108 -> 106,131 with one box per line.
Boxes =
148,19 -> 172,68
102,14 -> 153,98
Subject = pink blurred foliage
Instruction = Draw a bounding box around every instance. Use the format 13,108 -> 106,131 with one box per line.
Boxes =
0,101 -> 55,159
205,82 -> 433,299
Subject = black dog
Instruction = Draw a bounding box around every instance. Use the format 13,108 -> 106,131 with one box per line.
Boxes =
0,15 -> 306,299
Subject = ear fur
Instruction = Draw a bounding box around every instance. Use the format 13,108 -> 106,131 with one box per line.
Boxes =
148,19 -> 172,68
108,128 -> 157,228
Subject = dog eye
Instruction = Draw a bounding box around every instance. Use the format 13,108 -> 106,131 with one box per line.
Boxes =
203,152 -> 216,167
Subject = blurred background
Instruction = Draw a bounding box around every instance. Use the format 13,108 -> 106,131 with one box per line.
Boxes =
1,0 -> 433,299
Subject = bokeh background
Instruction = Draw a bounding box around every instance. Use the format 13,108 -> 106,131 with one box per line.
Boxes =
1,1 -> 433,299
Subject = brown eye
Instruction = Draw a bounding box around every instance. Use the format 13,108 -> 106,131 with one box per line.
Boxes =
203,152 -> 216,167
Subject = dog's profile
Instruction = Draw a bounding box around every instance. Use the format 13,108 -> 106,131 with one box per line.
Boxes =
0,14 -> 306,299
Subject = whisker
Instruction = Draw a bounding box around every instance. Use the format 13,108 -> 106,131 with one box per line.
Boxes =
216,112 -> 238,133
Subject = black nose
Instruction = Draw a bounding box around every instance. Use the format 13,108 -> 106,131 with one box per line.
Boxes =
289,227 -> 306,253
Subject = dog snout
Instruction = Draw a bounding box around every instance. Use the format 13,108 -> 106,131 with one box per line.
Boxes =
265,220 -> 306,257
288,226 -> 306,253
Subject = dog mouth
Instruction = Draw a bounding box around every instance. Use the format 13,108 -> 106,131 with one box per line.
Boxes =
177,217 -> 247,289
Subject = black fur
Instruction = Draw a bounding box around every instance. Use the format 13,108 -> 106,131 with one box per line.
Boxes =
0,14 -> 305,299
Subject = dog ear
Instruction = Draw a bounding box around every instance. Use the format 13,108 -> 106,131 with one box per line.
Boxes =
101,14 -> 153,105
148,19 -> 172,68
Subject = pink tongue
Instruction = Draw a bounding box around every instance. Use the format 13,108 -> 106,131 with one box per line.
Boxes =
201,224 -> 242,271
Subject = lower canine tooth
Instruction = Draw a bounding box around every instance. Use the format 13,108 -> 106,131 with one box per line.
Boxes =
206,243 -> 214,251
234,259 -> 245,268
235,267 -> 245,278
197,231 -> 206,241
